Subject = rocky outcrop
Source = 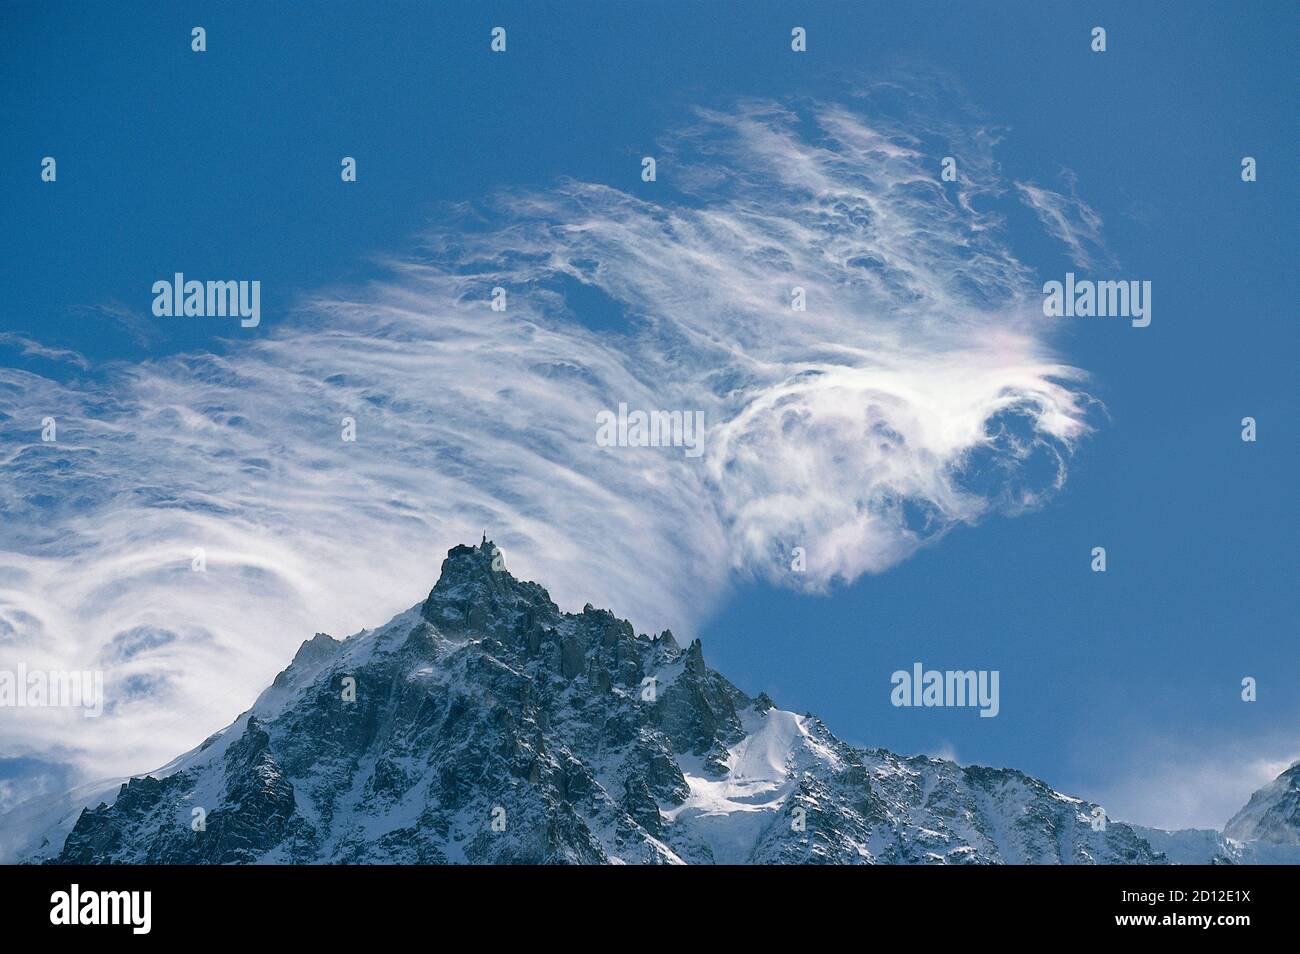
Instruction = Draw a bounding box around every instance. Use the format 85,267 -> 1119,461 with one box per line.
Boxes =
44,540 -> 1164,865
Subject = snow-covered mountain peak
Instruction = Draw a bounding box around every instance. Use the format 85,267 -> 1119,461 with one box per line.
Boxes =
7,542 -> 1179,864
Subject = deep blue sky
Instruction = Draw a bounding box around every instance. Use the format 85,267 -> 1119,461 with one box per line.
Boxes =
2,1 -> 1295,827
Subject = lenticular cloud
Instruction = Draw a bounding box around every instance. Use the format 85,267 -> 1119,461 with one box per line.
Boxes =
0,99 -> 1092,782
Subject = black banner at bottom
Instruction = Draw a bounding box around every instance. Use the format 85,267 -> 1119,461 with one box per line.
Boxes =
0,863 -> 1283,939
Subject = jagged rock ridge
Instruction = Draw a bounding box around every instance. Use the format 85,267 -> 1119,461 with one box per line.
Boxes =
46,540 -> 1167,864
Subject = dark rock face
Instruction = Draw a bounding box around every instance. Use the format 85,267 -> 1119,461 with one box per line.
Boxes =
57,717 -> 300,865
48,540 -> 1163,865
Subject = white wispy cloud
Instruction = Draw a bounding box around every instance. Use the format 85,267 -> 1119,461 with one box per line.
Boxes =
1,99 -> 1092,788
1015,172 -> 1110,270
0,333 -> 90,370
1082,732 -> 1300,832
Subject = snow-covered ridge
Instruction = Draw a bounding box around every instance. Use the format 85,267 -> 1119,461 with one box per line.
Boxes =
1224,761 -> 1300,844
5,541 -> 1295,864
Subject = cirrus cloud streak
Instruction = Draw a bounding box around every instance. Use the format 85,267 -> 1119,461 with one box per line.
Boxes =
0,99 -> 1093,786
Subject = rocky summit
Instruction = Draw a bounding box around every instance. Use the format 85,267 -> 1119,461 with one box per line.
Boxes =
25,541 -> 1185,863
